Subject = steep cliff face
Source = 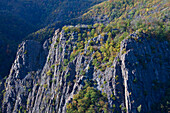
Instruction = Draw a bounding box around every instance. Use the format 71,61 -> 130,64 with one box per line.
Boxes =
119,37 -> 169,112
0,78 -> 5,112
0,0 -> 105,80
2,40 -> 49,113
2,28 -> 169,113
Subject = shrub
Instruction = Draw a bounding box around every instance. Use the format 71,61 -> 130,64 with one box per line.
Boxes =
100,65 -> 106,72
64,59 -> 69,66
54,43 -> 58,48
65,73 -> 70,79
46,70 -> 52,76
80,70 -> 86,75
24,50 -> 27,54
51,64 -> 55,69
137,105 -> 142,113
59,47 -> 63,52
28,89 -> 31,92
66,82 -> 109,113
43,84 -> 48,89
133,78 -> 137,83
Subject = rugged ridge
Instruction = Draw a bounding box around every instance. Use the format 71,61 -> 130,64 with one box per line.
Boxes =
2,28 -> 170,113
2,40 -> 49,112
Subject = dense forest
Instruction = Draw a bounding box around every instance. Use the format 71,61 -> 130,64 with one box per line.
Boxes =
0,0 -> 169,113
0,0 -> 105,78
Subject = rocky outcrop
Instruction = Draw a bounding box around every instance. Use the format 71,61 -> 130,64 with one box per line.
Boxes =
0,78 -> 5,112
119,37 -> 170,112
2,40 -> 49,113
2,28 -> 170,113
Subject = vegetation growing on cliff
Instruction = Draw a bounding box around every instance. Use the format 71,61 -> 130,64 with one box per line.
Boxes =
1,0 -> 169,113
66,81 -> 109,113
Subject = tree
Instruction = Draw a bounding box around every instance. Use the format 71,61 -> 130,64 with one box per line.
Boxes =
66,82 -> 109,113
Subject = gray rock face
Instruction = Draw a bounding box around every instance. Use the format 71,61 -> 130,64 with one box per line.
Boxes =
2,30 -> 170,113
0,77 -> 5,112
119,37 -> 170,112
2,40 -> 48,113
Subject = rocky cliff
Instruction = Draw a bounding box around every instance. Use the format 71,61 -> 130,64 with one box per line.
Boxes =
2,27 -> 169,113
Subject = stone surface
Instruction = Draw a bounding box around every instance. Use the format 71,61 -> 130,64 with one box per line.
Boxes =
2,30 -> 170,113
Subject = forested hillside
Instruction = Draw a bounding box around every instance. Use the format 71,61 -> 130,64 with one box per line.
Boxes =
0,0 -> 105,77
1,0 -> 169,113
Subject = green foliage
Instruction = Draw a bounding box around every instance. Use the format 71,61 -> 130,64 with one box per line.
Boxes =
64,59 -> 69,66
80,70 -> 86,76
24,50 -> 27,54
150,80 -> 170,112
43,84 -> 48,89
46,70 -> 52,76
117,58 -> 120,62
137,105 -> 142,113
133,78 -> 137,83
112,104 -> 116,112
20,106 -> 22,110
54,42 -> 58,48
66,82 -> 109,113
63,26 -> 70,33
28,89 -> 31,92
123,107 -> 127,112
100,65 -> 106,72
68,46 -> 72,51
51,64 -> 55,70
65,73 -> 70,79
83,0 -> 169,43
59,47 -> 63,52
121,48 -> 126,55
1,0 -> 169,80
115,75 -> 119,81
82,33 -> 87,38
92,59 -> 100,68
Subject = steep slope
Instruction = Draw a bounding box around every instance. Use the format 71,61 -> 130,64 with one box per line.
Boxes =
0,0 -> 105,26
2,39 -> 50,112
1,0 -> 170,113
0,0 -> 105,78
2,27 -> 170,113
